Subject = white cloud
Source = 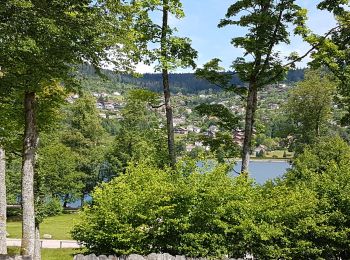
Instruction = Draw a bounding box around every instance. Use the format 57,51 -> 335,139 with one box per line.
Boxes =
135,63 -> 155,74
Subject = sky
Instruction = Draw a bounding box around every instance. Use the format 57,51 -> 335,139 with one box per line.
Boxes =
136,1 -> 337,74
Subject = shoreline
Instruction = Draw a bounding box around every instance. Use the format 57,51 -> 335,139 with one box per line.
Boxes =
232,158 -> 292,163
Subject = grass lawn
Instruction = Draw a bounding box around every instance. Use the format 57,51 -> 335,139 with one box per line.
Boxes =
251,150 -> 293,159
8,247 -> 83,260
7,213 -> 79,240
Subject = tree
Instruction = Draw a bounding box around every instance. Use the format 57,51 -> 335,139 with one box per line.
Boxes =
285,70 -> 335,150
71,162 -> 256,258
196,0 -> 307,173
106,90 -> 169,175
135,0 -> 197,167
0,1 -> 139,257
308,1 -> 350,125
0,148 -> 6,254
194,104 -> 240,163
37,140 -> 84,207
61,94 -> 108,207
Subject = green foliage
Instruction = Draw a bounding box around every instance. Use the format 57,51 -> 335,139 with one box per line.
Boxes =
71,162 -> 256,258
218,0 -> 307,87
269,136 -> 350,259
135,0 -> 197,72
195,104 -> 240,162
61,94 -> 109,197
72,135 -> 350,259
106,90 -> 169,174
285,70 -> 336,150
37,139 -> 84,203
36,198 -> 63,219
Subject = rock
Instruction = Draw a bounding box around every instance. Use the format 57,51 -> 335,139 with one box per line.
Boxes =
74,254 -> 85,260
98,255 -> 108,260
147,253 -> 159,260
19,256 -> 32,260
162,254 -> 175,260
42,234 -> 52,239
128,254 -> 145,260
86,254 -> 98,260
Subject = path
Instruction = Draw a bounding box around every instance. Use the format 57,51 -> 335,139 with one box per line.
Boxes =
6,238 -> 81,249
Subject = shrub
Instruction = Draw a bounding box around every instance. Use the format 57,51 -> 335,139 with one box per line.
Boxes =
71,163 -> 256,258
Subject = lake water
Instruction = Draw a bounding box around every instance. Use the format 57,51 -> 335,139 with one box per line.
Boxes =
68,160 -> 290,208
231,160 -> 291,184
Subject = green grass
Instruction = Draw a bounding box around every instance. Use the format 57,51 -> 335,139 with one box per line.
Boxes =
8,247 -> 83,260
7,213 -> 79,240
251,150 -> 294,159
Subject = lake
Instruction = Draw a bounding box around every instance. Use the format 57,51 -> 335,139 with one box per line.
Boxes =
68,160 -> 291,208
231,160 -> 291,184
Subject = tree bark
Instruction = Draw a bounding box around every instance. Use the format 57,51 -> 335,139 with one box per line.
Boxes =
34,223 -> 41,260
63,194 -> 69,208
0,147 -> 7,254
21,91 -> 37,257
81,193 -> 85,208
241,83 -> 258,173
161,0 -> 176,167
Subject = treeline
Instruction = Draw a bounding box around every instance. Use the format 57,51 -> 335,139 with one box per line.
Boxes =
79,64 -> 305,94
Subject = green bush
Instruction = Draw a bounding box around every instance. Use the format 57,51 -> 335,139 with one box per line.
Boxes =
72,138 -> 350,259
45,198 -> 63,217
71,162 -> 256,258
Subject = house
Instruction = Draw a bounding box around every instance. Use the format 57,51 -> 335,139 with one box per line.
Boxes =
254,144 -> 267,153
186,144 -> 196,152
174,127 -> 188,135
173,117 -> 186,126
104,103 -> 115,110
187,125 -> 201,133
268,103 -> 280,110
96,103 -> 104,109
208,125 -> 219,137
99,113 -> 107,119
233,129 -> 245,147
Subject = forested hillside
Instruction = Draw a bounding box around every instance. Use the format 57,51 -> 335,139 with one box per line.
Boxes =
79,64 -> 305,94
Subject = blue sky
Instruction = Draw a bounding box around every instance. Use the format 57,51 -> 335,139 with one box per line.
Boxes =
136,1 -> 337,73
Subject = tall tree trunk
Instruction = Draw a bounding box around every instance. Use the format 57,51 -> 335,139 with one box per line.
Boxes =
63,194 -> 69,208
21,92 -> 37,257
161,0 -> 176,167
0,147 -> 7,254
241,84 -> 258,173
34,223 -> 41,260
81,193 -> 85,208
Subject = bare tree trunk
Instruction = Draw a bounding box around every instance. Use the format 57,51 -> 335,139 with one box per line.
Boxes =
0,147 -> 7,254
63,194 -> 69,208
241,84 -> 258,173
161,0 -> 176,167
81,193 -> 85,208
34,223 -> 41,260
21,91 -> 37,257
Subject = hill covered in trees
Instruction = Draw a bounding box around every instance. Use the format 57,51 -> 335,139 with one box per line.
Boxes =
79,64 -> 305,94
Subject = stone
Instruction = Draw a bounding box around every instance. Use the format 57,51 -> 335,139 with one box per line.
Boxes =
74,254 -> 86,260
128,254 -> 145,260
86,254 -> 98,260
162,253 -> 175,260
175,255 -> 186,260
146,253 -> 158,260
43,234 -> 52,239
98,255 -> 108,260
20,256 -> 32,260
